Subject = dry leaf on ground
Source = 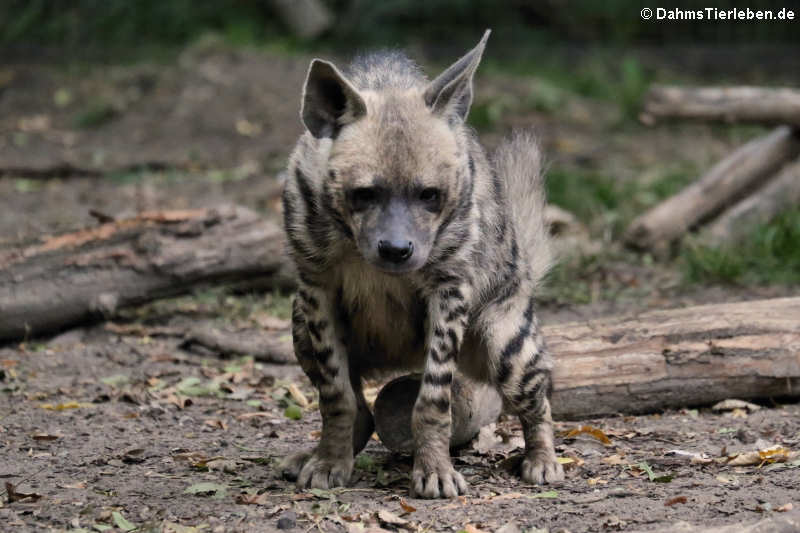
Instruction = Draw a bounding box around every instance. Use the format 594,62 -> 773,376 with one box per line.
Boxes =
564,425 -> 612,445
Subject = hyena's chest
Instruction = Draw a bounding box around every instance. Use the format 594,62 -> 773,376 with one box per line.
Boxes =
337,263 -> 427,373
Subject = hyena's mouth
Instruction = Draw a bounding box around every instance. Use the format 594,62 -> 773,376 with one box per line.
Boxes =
373,263 -> 421,276
370,256 -> 427,275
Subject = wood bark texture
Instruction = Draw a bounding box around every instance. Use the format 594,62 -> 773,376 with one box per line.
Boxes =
642,86 -> 800,126
0,206 -> 294,342
549,297 -> 800,419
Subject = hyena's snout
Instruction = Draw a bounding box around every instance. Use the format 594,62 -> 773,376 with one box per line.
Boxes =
363,199 -> 431,273
378,238 -> 414,264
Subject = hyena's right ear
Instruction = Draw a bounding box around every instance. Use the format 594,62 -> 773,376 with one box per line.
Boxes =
301,59 -> 367,139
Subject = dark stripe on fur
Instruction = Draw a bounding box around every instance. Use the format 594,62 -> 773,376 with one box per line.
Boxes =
519,365 -> 545,392
432,271 -> 460,285
430,346 -> 453,364
496,297 -> 537,384
307,320 -> 328,342
297,289 -> 319,311
423,371 -> 453,386
430,396 -> 451,413
314,347 -> 333,363
321,181 -> 354,239
418,415 -> 450,429
445,304 -> 468,323
325,408 -> 347,419
446,328 -> 459,350
296,168 -> 332,251
319,389 -> 343,404
298,271 -> 321,288
440,287 -> 464,301
500,296 -> 536,360
433,158 -> 475,247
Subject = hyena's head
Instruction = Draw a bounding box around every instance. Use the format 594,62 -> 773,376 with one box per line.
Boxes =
299,31 -> 490,274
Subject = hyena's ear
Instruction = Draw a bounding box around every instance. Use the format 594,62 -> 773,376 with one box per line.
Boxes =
424,29 -> 490,121
302,59 -> 367,138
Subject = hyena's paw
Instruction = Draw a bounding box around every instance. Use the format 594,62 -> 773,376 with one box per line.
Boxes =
287,451 -> 353,490
521,453 -> 564,485
279,450 -> 313,481
410,459 -> 469,499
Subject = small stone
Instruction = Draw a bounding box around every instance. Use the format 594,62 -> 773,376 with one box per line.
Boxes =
496,523 -> 522,533
736,428 -> 757,444
712,399 -> 761,413
276,510 -> 297,530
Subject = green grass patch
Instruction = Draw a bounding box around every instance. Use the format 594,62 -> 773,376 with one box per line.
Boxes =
681,208 -> 800,285
483,52 -> 652,123
546,162 -> 696,240
542,255 -> 600,305
72,101 -> 117,129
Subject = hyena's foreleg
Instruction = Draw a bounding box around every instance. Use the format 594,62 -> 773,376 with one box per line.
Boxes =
280,285 -> 359,489
481,292 -> 564,484
411,284 -> 472,499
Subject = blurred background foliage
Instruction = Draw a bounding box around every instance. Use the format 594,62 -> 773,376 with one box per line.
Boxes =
2,0 -> 799,59
1,0 -> 798,299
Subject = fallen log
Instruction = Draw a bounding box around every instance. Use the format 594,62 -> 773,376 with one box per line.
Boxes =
183,325 -> 294,364
549,296 -> 800,419
370,297 -> 800,443
703,156 -> 800,244
642,86 -> 800,126
624,126 -> 800,253
0,206 -> 295,343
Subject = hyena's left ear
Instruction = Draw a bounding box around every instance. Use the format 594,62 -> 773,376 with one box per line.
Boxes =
424,29 -> 490,121
302,59 -> 367,138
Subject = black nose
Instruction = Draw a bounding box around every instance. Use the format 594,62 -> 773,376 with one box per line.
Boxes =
378,239 -> 414,264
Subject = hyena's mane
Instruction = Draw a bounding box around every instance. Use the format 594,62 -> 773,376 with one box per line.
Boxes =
345,50 -> 427,91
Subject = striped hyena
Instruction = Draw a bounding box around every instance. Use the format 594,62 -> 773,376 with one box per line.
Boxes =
280,30 -> 564,499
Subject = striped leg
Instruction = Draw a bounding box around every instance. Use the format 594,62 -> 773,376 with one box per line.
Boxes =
482,292 -> 564,484
411,285 -> 471,499
280,285 -> 357,489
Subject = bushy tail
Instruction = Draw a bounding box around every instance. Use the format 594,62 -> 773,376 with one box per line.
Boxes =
493,131 -> 553,287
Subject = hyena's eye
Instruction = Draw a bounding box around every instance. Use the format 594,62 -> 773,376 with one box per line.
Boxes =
419,187 -> 442,211
350,187 -> 379,212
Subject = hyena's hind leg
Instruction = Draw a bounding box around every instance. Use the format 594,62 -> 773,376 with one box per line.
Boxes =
480,293 -> 564,484
280,293 -> 372,487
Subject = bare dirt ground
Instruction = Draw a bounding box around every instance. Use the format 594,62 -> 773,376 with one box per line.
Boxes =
1,44 -> 799,532
1,321 -> 798,533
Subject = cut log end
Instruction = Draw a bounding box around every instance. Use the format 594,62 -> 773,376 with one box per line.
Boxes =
373,374 -> 502,454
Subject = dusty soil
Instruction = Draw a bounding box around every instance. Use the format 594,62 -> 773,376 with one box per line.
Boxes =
1,44 -> 799,532
1,321 -> 798,533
